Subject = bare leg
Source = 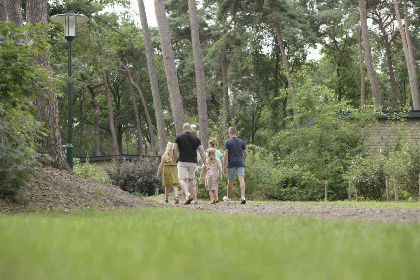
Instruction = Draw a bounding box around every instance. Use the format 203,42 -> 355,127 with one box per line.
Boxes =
238,176 -> 246,197
215,188 -> 219,201
172,184 -> 179,198
164,186 -> 169,201
227,178 -> 234,199
179,179 -> 191,199
209,191 -> 214,202
187,179 -> 197,202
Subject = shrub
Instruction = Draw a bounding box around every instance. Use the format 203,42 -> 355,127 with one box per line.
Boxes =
346,157 -> 386,200
73,158 -> 109,183
0,23 -> 52,199
106,157 -> 161,196
384,138 -> 420,199
0,107 -> 43,199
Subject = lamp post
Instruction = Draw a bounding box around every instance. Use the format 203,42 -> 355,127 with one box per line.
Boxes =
51,13 -> 89,170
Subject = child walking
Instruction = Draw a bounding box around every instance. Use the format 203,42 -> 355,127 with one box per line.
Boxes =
200,148 -> 221,204
156,142 -> 179,204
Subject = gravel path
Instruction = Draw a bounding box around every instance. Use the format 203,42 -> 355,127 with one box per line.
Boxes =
160,200 -> 420,223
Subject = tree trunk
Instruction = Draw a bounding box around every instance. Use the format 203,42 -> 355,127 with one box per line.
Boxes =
275,22 -> 300,129
127,83 -> 144,155
398,0 -> 420,109
221,48 -> 230,128
359,0 -> 381,108
377,20 -> 398,110
26,0 -> 67,169
358,30 -> 366,107
231,88 -> 237,121
117,124 -> 123,155
89,90 -> 101,156
78,91 -> 84,155
188,0 -> 209,149
0,0 -> 7,22
124,69 -> 144,155
6,0 -> 23,26
121,62 -> 156,155
137,0 -> 167,155
154,0 -> 186,135
102,70 -> 120,155
331,29 -> 361,93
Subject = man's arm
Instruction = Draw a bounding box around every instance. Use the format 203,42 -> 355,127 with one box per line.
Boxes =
243,149 -> 247,163
198,145 -> 207,170
223,149 -> 229,174
172,143 -> 178,162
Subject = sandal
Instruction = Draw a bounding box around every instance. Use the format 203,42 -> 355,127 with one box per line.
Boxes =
184,194 -> 193,205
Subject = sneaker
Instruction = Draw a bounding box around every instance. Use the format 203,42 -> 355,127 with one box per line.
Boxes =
241,196 -> 246,204
224,197 -> 231,203
223,196 -> 228,202
174,197 -> 179,204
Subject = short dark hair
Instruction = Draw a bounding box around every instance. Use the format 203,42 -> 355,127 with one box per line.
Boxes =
229,126 -> 237,135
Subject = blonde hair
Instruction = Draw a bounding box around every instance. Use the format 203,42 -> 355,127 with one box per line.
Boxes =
163,142 -> 174,163
209,138 -> 218,148
207,148 -> 217,163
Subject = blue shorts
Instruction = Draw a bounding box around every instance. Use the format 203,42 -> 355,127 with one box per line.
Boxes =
227,167 -> 245,179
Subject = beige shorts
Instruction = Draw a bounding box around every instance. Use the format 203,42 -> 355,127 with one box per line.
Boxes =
177,162 -> 197,180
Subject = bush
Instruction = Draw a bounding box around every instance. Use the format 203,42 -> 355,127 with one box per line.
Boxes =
384,138 -> 420,199
0,107 -> 43,198
346,157 -> 386,200
73,158 -> 109,183
0,23 -> 52,199
106,157 -> 161,196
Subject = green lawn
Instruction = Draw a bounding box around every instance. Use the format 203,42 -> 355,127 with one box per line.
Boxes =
1,207 -> 419,280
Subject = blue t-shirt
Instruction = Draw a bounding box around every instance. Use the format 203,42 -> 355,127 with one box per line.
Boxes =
223,137 -> 246,168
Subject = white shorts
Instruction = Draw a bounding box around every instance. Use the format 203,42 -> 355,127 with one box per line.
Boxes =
177,162 -> 197,180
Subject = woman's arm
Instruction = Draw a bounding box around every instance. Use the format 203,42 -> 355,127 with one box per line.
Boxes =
156,157 -> 165,178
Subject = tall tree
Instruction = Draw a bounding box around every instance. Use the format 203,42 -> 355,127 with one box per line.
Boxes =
275,23 -> 300,129
102,70 -> 120,155
26,0 -> 68,168
6,0 -> 23,26
154,0 -> 186,134
359,0 -> 381,108
121,61 -> 157,155
188,0 -> 209,148
393,0 -> 419,109
127,81 -> 144,155
371,9 -> 399,109
137,0 -> 167,154
0,0 -> 7,22
221,47 -> 230,127
358,30 -> 366,106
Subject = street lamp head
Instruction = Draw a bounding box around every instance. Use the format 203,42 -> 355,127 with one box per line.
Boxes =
51,13 -> 89,39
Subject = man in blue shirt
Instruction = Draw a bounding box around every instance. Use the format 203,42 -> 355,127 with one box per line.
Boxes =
223,126 -> 247,204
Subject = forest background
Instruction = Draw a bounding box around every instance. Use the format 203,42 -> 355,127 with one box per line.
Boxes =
1,0 -> 420,201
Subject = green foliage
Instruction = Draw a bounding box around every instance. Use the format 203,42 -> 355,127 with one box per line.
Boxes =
384,138 -> 420,199
271,82 -> 377,199
106,157 -> 161,196
0,106 -> 43,198
0,23 -> 52,199
73,158 -> 109,183
346,157 -> 386,200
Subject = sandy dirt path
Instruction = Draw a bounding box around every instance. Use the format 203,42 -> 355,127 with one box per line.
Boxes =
158,200 -> 420,223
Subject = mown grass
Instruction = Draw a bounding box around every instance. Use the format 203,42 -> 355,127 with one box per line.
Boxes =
1,207 -> 419,280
